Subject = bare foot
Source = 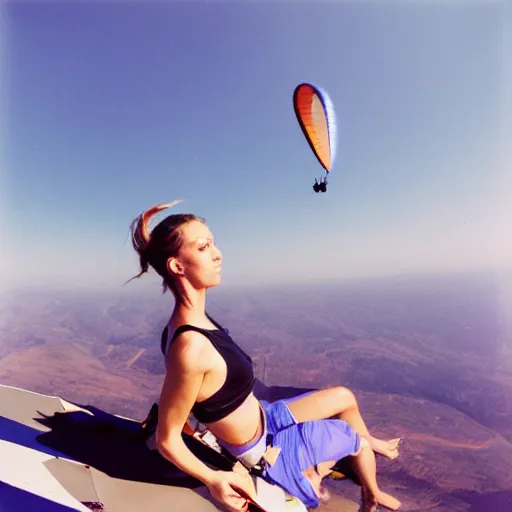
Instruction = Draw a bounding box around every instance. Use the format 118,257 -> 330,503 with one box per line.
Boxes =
367,436 -> 402,460
362,489 -> 401,511
376,490 -> 401,510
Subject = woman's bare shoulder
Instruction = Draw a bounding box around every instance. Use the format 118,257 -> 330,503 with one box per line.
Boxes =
166,328 -> 211,373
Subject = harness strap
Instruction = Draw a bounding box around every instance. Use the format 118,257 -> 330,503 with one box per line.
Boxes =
139,402 -> 270,477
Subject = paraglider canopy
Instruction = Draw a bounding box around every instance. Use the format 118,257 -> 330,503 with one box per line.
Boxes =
293,82 -> 337,176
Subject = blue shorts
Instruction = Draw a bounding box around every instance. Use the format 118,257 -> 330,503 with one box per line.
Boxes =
221,391 -> 360,508
265,419 -> 360,508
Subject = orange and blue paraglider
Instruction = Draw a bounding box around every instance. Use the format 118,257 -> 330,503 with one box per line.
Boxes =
293,83 -> 337,193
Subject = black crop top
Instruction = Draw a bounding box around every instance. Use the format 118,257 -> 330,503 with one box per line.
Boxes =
160,315 -> 255,423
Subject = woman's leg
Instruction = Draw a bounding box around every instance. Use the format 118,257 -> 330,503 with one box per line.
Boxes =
350,438 -> 402,511
284,387 -> 401,459
268,420 -> 401,512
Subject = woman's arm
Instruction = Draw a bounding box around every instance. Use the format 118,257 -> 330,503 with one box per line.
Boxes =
156,330 -> 216,482
155,331 -> 255,512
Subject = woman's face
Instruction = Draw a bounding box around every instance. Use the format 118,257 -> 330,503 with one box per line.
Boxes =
170,220 -> 223,289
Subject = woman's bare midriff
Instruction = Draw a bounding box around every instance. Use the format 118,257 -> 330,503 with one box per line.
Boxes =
204,392 -> 263,446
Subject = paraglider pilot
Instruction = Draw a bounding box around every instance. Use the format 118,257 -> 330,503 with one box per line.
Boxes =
313,176 -> 327,193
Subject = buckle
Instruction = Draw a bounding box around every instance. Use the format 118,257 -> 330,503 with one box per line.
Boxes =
249,457 -> 267,476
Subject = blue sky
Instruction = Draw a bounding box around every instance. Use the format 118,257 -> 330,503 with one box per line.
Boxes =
1,0 -> 510,291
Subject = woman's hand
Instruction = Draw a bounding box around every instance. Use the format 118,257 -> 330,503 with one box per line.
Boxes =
207,470 -> 256,512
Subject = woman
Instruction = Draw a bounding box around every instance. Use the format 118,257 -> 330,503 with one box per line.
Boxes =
128,201 -> 402,512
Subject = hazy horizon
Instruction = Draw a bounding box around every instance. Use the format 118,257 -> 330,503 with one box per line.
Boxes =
2,268 -> 511,344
